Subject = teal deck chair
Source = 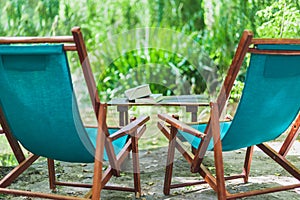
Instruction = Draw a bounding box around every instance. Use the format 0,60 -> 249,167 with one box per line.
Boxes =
0,27 -> 149,200
158,30 -> 300,199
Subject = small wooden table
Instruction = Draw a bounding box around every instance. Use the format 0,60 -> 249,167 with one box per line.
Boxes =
108,95 -> 209,126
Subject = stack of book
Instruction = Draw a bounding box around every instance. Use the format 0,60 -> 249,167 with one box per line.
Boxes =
124,84 -> 163,103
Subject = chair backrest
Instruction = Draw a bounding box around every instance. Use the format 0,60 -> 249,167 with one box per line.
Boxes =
0,30 -> 98,163
220,41 -> 300,151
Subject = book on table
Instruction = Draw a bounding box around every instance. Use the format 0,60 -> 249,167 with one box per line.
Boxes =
134,93 -> 163,103
124,84 -> 152,101
124,84 -> 209,104
124,84 -> 163,103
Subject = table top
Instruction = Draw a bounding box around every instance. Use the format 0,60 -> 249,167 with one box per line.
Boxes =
107,95 -> 210,106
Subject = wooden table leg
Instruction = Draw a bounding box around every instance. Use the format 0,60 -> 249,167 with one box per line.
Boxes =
117,105 -> 129,126
186,105 -> 198,122
186,105 -> 198,154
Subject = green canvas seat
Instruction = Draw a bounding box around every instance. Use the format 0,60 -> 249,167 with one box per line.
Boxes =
0,45 -> 127,163
179,44 -> 300,151
0,27 -> 149,200
158,30 -> 300,199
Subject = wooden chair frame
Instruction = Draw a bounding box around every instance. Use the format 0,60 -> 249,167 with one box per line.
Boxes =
157,30 -> 300,199
0,27 -> 150,199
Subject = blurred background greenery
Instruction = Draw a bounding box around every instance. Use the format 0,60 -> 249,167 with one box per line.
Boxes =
0,0 -> 299,101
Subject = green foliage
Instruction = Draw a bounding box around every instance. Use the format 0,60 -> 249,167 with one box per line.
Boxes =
0,0 -> 59,36
256,0 -> 300,37
0,154 -> 18,166
1,0 -> 300,102
229,80 -> 244,103
98,47 -> 212,99
202,0 -> 253,74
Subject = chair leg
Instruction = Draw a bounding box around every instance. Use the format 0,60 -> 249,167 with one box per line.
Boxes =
47,159 -> 56,190
213,147 -> 226,200
258,143 -> 300,180
279,113 -> 300,157
131,116 -> 141,197
92,158 -> 103,200
131,134 -> 141,198
92,104 -> 107,200
211,103 -> 227,200
163,125 -> 177,195
191,146 -> 197,155
243,146 -> 254,183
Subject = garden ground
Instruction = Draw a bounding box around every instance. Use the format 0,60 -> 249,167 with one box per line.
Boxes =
1,138 -> 300,200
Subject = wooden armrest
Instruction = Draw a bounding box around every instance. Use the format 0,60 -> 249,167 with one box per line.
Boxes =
109,116 -> 150,140
158,114 -> 205,138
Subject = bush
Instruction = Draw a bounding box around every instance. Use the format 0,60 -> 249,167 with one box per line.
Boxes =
1,0 -> 300,101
